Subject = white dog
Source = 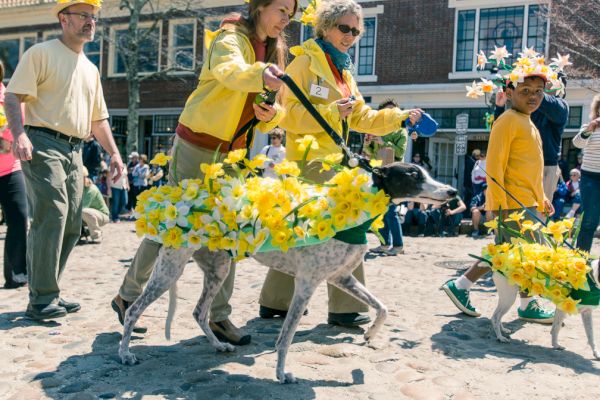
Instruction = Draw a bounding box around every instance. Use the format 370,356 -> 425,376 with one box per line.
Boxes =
491,259 -> 600,359
118,163 -> 457,383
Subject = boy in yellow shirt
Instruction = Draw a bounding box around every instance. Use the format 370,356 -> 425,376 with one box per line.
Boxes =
442,75 -> 556,323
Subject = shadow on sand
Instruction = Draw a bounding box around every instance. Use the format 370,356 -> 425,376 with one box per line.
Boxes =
33,317 -> 369,399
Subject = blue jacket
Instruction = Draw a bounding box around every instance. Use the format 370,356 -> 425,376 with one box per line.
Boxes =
494,93 -> 569,166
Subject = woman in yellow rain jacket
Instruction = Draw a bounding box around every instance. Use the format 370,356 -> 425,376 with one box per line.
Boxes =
111,0 -> 298,345
259,0 -> 424,327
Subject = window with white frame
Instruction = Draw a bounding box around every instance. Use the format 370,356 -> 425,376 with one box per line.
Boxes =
42,32 -> 102,70
110,24 -> 161,76
454,4 -> 548,72
300,17 -> 377,77
0,34 -> 36,80
169,20 -> 196,71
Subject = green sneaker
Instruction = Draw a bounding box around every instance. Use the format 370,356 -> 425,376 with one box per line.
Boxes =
517,300 -> 554,324
440,279 -> 481,317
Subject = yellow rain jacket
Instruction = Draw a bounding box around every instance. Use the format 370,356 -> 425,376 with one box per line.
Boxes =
178,26 -> 283,142
282,39 -> 409,160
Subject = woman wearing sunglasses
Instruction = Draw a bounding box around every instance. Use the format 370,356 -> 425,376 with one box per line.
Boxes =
259,0 -> 424,327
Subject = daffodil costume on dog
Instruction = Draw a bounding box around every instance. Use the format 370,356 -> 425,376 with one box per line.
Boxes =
478,213 -> 600,313
135,147 -> 388,260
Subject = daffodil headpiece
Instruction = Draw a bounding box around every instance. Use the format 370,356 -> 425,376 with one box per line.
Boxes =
466,46 -> 571,99
53,0 -> 102,17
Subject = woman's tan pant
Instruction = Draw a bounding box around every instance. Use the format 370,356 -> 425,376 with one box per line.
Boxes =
118,137 -> 236,322
258,163 -> 368,313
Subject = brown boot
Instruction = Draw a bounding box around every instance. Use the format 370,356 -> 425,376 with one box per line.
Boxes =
111,295 -> 147,334
209,318 -> 251,346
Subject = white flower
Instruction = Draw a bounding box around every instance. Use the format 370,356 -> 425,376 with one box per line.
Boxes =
476,50 -> 488,70
519,46 -> 538,59
489,45 -> 511,65
466,81 -> 484,99
550,53 -> 572,70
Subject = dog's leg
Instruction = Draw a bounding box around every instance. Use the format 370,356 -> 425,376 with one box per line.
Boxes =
328,273 -> 388,343
579,307 -> 600,359
490,272 -> 519,343
191,249 -> 235,352
119,247 -> 193,365
550,309 -> 568,351
275,278 -> 318,384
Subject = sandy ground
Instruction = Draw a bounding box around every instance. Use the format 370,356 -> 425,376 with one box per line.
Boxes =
0,222 -> 599,400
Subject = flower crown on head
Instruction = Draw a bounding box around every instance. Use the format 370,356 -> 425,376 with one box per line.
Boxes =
466,45 -> 571,99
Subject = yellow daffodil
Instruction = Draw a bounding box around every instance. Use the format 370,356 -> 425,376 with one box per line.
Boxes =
483,219 -> 498,232
296,135 -> 319,153
149,152 -> 172,166
200,162 -> 225,180
224,149 -> 247,164
274,160 -> 301,177
504,210 -> 526,223
369,159 -> 383,167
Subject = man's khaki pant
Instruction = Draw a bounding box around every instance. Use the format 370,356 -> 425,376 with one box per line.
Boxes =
543,165 -> 560,204
258,163 -> 368,313
119,137 -> 236,321
82,208 -> 109,240
21,129 -> 84,305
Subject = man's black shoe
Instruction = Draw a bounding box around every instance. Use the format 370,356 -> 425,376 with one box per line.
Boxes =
259,305 -> 309,319
25,303 -> 67,320
327,312 -> 371,327
259,305 -> 288,319
58,298 -> 81,313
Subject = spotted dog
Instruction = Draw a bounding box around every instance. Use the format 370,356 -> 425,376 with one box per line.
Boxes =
491,260 -> 600,359
118,163 -> 457,383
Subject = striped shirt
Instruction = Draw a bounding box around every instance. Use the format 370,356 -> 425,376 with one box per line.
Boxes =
573,124 -> 600,174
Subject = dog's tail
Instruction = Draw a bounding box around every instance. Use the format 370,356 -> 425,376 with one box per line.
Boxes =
165,282 -> 178,340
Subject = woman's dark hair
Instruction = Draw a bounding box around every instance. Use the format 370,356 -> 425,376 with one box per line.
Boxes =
228,0 -> 298,69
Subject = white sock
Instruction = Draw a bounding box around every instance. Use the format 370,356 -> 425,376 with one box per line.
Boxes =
455,275 -> 474,290
519,297 -> 534,310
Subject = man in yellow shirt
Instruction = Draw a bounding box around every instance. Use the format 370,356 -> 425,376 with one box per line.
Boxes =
442,75 -> 556,323
4,0 -> 123,320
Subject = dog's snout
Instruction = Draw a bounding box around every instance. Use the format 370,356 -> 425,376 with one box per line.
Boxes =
447,188 -> 457,197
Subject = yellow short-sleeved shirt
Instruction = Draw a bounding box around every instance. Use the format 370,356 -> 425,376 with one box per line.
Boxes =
6,39 -> 108,139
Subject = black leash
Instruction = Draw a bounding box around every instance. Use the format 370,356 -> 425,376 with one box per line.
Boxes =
278,74 -> 372,172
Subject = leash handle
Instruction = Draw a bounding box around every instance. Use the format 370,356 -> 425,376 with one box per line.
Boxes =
278,74 -> 372,173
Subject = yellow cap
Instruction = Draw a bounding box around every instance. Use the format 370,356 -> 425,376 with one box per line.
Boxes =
53,0 -> 102,18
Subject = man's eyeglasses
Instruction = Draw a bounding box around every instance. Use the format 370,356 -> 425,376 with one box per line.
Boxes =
337,24 -> 360,37
61,12 -> 99,22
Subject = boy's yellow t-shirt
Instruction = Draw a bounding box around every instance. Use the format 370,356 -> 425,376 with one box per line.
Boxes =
6,39 -> 108,139
485,109 -> 545,212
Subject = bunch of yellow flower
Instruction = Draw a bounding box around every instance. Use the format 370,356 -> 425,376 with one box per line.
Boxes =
299,0 -> 320,27
480,212 -> 592,314
134,148 -> 388,261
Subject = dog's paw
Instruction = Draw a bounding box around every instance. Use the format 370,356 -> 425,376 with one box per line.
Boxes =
277,371 -> 297,384
119,351 -> 138,365
496,335 -> 510,343
215,342 -> 235,352
592,349 -> 600,360
500,326 -> 512,335
552,344 -> 565,351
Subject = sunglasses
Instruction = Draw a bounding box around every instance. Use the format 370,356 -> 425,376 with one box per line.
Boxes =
61,12 -> 99,22
337,24 -> 361,37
